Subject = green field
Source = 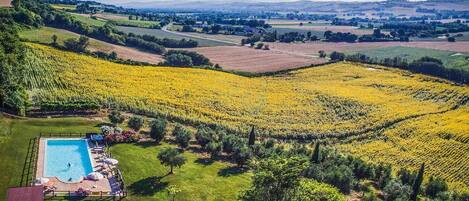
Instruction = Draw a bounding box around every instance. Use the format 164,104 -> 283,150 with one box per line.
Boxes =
116,26 -> 235,47
18,27 -> 115,52
0,115 -> 251,200
50,4 -> 76,11
69,13 -> 108,27
268,27 -> 325,39
351,46 -> 469,71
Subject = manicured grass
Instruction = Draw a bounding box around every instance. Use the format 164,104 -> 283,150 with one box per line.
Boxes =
0,115 -> 101,200
110,143 -> 251,201
351,46 -> 469,71
0,115 -> 251,200
116,26 -> 234,47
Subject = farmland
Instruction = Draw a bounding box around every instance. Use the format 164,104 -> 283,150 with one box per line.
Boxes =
19,27 -> 164,64
272,25 -> 374,35
117,26 -> 234,47
351,46 -> 469,71
266,41 -> 469,57
69,13 -> 107,26
20,43 -> 469,191
179,46 -> 327,72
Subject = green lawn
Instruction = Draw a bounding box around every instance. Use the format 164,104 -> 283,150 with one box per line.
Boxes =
350,46 -> 469,71
109,18 -> 160,28
111,143 -> 251,201
0,115 -> 251,200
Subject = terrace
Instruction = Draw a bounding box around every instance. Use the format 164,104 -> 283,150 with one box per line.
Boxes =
15,133 -> 127,200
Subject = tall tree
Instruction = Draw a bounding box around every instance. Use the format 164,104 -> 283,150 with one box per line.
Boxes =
311,143 -> 320,163
411,163 -> 425,201
157,148 -> 186,174
248,126 -> 256,146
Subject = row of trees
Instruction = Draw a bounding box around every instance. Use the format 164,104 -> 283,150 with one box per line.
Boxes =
160,50 -> 212,67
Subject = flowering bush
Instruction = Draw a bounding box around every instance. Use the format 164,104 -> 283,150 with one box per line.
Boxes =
105,130 -> 142,144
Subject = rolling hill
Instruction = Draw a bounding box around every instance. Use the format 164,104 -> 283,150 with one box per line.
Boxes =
22,43 -> 469,192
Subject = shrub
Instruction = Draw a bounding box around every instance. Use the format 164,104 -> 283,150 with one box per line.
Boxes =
149,118 -> 167,143
425,176 -> 448,198
128,115 -> 144,131
173,125 -> 192,149
383,180 -> 412,201
161,53 -> 193,67
108,110 -> 125,126
195,126 -> 216,148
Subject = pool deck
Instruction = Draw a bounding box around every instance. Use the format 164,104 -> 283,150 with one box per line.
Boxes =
36,138 -> 117,195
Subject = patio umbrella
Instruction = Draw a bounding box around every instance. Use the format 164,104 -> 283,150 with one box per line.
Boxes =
87,172 -> 104,181
34,177 -> 50,185
104,158 -> 119,165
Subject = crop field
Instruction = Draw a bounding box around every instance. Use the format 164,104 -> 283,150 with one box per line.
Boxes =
178,32 -> 246,44
266,41 -> 469,57
19,27 -> 164,64
21,43 -> 469,192
178,46 -> 326,72
352,46 -> 469,71
50,4 -> 76,10
271,25 -> 374,35
92,13 -> 160,28
117,26 -> 234,47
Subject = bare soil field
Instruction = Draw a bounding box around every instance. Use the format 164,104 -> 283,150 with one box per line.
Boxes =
181,46 -> 328,72
272,25 -> 374,35
266,41 -> 469,56
0,0 -> 11,7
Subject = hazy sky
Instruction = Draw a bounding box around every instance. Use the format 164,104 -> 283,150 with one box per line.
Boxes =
97,0 -> 392,5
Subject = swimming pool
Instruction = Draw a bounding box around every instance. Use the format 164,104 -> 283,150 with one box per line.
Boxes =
44,139 -> 94,182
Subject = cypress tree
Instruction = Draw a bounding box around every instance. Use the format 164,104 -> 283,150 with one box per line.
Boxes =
248,126 -> 256,146
411,163 -> 425,201
311,142 -> 320,163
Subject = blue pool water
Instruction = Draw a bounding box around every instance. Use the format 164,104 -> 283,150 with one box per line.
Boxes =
45,139 -> 93,182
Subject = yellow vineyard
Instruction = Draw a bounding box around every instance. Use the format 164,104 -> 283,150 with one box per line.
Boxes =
26,43 -> 469,191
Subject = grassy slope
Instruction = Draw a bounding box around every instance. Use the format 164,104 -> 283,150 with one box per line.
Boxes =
20,43 -> 469,192
116,26 -> 234,47
18,27 -> 164,64
0,115 -> 250,200
351,46 -> 469,71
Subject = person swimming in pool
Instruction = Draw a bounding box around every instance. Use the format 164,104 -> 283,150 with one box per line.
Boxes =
67,162 -> 71,168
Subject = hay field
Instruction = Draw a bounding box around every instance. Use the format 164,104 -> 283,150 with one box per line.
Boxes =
24,43 -> 469,191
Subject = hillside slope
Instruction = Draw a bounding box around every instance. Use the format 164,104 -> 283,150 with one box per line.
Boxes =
24,43 -> 469,191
